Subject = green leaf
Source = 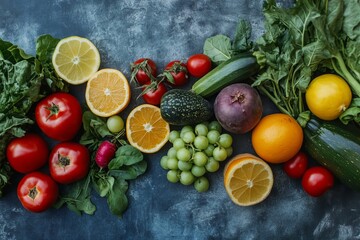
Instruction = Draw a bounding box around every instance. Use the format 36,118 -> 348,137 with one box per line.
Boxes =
36,34 -> 60,64
108,145 -> 143,170
233,19 -> 253,53
342,0 -> 360,40
203,35 -> 232,65
0,38 -> 33,63
93,174 -> 115,197
340,98 -> 360,124
109,161 -> 147,180
106,177 -> 129,218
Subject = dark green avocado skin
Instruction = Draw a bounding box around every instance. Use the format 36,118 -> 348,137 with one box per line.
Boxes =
160,89 -> 213,125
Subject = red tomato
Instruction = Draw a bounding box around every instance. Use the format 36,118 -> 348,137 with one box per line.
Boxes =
142,82 -> 167,105
35,93 -> 82,141
283,151 -> 308,178
17,172 -> 59,213
131,58 -> 157,85
187,54 -> 212,78
6,133 -> 49,173
49,142 -> 90,184
302,166 -> 334,197
164,60 -> 189,86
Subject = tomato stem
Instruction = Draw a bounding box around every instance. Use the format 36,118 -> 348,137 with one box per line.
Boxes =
57,153 -> 70,167
45,102 -> 60,121
28,187 -> 38,200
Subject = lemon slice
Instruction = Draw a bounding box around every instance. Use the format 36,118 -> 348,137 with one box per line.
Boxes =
52,36 -> 100,85
126,104 -> 170,153
85,69 -> 131,117
224,153 -> 273,206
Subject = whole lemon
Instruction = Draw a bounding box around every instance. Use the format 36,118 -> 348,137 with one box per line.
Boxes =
305,74 -> 352,120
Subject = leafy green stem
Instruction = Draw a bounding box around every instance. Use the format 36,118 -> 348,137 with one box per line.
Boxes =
258,85 -> 292,116
333,53 -> 360,97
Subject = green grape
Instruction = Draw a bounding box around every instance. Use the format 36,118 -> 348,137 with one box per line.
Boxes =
213,146 -> 228,161
193,151 -> 208,167
178,160 -> 193,171
207,130 -> 220,144
208,121 -> 222,133
160,156 -> 169,170
106,115 -> 124,133
194,136 -> 209,150
191,165 -> 206,177
204,144 -> 215,157
219,133 -> 233,148
167,147 -> 177,158
226,147 -> 233,157
167,170 -> 180,183
195,124 -> 208,136
169,130 -> 180,143
205,157 -> 220,172
180,171 -> 195,185
167,158 -> 178,170
194,176 -> 210,192
180,125 -> 193,138
173,138 -> 186,150
176,148 -> 191,162
182,131 -> 196,144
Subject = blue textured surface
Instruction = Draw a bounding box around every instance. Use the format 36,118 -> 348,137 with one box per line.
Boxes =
1,0 -> 360,239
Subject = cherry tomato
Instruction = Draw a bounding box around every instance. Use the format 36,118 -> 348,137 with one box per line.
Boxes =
6,133 -> 49,173
49,142 -> 90,184
187,53 -> 212,78
302,166 -> 334,197
131,58 -> 157,85
283,151 -> 308,178
164,60 -> 189,86
35,92 -> 82,141
17,172 -> 59,212
142,82 -> 167,105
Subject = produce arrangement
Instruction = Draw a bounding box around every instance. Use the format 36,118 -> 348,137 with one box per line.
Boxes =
1,0 -> 360,219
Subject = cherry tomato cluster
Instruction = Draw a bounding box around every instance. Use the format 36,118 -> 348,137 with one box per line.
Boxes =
130,53 -> 212,105
283,151 -> 334,197
6,93 -> 88,213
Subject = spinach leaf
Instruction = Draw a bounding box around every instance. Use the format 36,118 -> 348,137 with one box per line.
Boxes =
54,172 -> 96,215
108,145 -> 143,169
203,35 -> 232,64
109,161 -> 148,180
233,19 -> 253,53
107,177 -> 128,218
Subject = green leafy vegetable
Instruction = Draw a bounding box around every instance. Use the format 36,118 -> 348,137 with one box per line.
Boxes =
57,111 -> 147,218
203,19 -> 253,65
0,35 -> 68,196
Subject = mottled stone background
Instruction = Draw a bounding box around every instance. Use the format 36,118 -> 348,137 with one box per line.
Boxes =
0,0 -> 359,239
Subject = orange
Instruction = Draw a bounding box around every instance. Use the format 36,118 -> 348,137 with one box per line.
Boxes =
224,153 -> 273,206
85,69 -> 131,117
251,113 -> 303,164
306,74 -> 352,120
126,104 -> 170,153
52,36 -> 100,85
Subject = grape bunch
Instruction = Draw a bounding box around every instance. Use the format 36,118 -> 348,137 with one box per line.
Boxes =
160,121 -> 233,192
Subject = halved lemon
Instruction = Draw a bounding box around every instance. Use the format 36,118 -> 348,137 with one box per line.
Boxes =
52,36 -> 100,85
126,104 -> 170,153
224,153 -> 273,206
85,68 -> 131,117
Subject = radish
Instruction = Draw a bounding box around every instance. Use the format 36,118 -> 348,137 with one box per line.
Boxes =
95,141 -> 117,168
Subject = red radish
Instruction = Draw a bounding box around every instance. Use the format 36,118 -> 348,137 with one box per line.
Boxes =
95,141 -> 117,168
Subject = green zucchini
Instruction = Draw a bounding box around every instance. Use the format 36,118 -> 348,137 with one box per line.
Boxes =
191,53 -> 259,98
304,117 -> 360,190
160,89 -> 213,125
